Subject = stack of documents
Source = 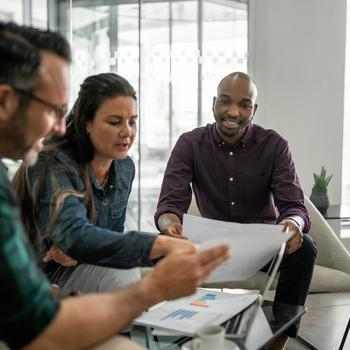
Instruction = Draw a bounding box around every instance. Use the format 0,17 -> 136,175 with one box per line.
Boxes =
183,214 -> 292,282
134,289 -> 258,336
134,216 -> 292,337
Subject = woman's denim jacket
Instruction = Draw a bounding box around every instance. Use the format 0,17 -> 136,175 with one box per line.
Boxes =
26,149 -> 156,278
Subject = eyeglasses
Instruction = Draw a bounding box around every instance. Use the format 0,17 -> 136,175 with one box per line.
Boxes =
13,87 -> 68,120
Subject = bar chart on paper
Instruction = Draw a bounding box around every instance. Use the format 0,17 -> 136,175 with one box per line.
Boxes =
134,289 -> 258,336
190,293 -> 217,308
160,294 -> 217,321
161,309 -> 199,320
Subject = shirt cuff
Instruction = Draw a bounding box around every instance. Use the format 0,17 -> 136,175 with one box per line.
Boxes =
284,215 -> 305,231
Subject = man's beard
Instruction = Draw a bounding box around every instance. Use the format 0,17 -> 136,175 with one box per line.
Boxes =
0,104 -> 35,164
215,114 -> 253,139
23,146 -> 40,166
217,123 -> 240,137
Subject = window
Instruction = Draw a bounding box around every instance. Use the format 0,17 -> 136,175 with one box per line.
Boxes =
32,0 -> 48,28
0,0 -> 23,22
342,0 -> 350,238
57,0 -> 248,232
0,0 -> 48,180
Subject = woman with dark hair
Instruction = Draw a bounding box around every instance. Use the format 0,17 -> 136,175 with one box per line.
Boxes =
13,72 -> 194,293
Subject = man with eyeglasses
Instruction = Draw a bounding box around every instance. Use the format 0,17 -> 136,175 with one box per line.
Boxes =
0,28 -> 68,166
13,86 -> 69,120
0,22 -> 229,350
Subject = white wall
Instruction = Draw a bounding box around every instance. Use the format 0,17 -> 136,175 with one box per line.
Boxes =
248,0 -> 346,204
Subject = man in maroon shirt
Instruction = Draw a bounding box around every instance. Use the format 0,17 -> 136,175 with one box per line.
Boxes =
155,72 -> 317,350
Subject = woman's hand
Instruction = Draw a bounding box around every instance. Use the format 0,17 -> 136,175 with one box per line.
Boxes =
43,244 -> 78,267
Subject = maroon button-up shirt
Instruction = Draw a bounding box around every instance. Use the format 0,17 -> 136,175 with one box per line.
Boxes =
155,123 -> 310,232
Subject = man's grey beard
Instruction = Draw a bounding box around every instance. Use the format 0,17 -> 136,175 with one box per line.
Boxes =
23,148 -> 39,166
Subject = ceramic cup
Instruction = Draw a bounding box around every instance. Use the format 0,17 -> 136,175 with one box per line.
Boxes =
192,325 -> 225,350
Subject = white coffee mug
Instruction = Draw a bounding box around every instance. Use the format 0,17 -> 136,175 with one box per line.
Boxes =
192,325 -> 225,350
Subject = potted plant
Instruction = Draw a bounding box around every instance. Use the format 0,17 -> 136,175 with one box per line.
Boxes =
310,166 -> 332,214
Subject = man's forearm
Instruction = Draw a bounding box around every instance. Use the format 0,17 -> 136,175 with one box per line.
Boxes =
24,280 -> 161,350
24,244 -> 229,350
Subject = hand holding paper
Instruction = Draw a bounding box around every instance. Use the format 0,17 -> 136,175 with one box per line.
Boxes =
183,214 -> 292,283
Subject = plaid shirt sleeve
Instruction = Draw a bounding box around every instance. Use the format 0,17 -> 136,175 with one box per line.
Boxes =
0,162 -> 59,349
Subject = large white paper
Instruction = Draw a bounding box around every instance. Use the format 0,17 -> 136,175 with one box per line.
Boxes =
134,289 -> 258,336
183,214 -> 292,283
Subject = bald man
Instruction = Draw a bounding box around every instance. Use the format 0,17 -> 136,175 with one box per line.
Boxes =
155,72 -> 317,350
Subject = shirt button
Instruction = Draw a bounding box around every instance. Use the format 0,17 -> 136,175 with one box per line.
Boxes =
229,152 -> 233,156
102,199 -> 110,206
231,201 -> 235,206
229,177 -> 234,182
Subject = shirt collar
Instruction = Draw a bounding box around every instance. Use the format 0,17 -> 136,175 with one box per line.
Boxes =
0,159 -> 8,173
212,122 -> 254,148
88,165 -> 100,189
89,161 -> 116,191
212,123 -> 225,147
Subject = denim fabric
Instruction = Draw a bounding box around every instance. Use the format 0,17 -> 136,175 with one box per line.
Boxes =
26,150 -> 156,280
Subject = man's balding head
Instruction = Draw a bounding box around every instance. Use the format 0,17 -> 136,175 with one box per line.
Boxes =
217,72 -> 257,102
213,71 -> 258,145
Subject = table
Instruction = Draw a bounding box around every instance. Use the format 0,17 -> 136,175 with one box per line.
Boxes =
130,300 -> 305,350
321,205 -> 350,251
322,205 -> 350,221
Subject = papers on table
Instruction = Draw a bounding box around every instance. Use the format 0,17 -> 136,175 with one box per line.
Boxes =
183,214 -> 293,283
134,289 -> 258,336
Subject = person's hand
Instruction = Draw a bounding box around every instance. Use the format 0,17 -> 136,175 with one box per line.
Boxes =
143,244 -> 230,301
161,223 -> 186,239
51,284 -> 60,296
43,244 -> 78,267
149,235 -> 197,260
279,220 -> 303,254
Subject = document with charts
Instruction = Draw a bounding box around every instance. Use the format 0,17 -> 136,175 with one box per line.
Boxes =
183,214 -> 293,283
133,289 -> 258,336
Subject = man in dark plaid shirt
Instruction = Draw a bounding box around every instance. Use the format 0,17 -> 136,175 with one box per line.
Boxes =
0,22 -> 229,349
0,162 -> 60,348
0,22 -> 71,349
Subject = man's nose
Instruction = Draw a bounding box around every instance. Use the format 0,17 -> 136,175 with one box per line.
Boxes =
52,117 -> 66,136
227,104 -> 239,117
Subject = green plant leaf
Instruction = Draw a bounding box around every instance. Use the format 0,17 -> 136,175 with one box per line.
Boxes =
313,166 -> 332,189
